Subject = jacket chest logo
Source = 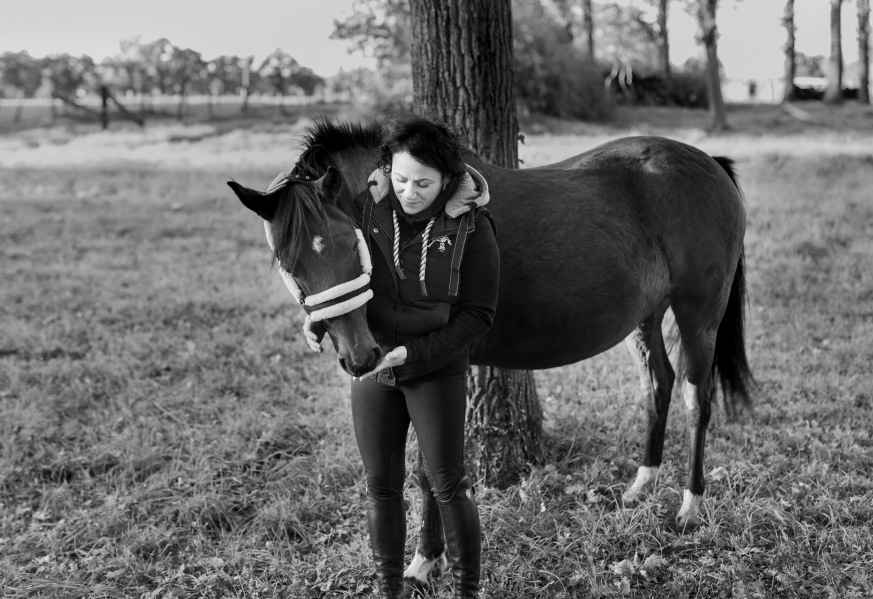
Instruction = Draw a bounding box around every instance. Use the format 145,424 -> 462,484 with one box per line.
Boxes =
428,235 -> 453,252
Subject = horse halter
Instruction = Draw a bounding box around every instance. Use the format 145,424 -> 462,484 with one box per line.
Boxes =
262,171 -> 374,322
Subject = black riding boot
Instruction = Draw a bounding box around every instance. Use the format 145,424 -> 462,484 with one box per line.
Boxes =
366,488 -> 406,599
436,476 -> 481,599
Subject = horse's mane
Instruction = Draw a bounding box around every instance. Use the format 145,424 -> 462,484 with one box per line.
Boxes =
295,119 -> 382,180
271,120 -> 382,270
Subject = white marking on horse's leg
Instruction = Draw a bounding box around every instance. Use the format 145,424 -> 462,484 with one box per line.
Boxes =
403,551 -> 444,584
622,465 -> 659,505
675,489 -> 704,530
311,235 -> 325,254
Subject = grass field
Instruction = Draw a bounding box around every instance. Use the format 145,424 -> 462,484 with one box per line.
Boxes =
1,105 -> 872,598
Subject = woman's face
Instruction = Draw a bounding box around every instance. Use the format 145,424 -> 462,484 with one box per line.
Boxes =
391,150 -> 445,215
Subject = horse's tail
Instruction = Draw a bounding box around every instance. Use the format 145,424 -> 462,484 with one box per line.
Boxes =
711,156 -> 754,418
713,248 -> 754,418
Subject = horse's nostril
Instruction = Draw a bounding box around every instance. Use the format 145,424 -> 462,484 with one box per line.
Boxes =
338,358 -> 349,374
372,346 -> 383,363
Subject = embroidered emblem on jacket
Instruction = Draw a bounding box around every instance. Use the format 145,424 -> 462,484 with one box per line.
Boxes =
428,235 -> 452,252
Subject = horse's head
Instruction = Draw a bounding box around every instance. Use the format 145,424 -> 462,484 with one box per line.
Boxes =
229,166 -> 381,377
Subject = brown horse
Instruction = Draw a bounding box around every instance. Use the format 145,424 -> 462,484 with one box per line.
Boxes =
228,120 -> 752,590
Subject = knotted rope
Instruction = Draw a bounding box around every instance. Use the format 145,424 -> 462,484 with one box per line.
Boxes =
392,210 -> 406,279
392,211 -> 437,295
419,217 -> 436,295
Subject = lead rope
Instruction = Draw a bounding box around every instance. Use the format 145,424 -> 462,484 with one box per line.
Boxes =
419,217 -> 436,295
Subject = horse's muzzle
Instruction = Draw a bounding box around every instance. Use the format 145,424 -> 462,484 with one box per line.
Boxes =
339,345 -> 382,378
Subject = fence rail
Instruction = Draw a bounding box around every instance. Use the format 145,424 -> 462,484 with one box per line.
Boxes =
0,92 -> 356,109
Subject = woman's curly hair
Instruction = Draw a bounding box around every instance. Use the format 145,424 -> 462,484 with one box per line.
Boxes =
377,114 -> 466,184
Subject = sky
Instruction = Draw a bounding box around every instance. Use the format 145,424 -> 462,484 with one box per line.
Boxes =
0,1 -> 865,80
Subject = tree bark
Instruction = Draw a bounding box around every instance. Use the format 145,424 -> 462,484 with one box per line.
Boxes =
782,0 -> 797,102
658,0 -> 671,87
859,0 -> 871,104
698,0 -> 728,131
410,0 -> 543,488
582,0 -> 596,62
411,0 -> 519,170
825,0 -> 844,104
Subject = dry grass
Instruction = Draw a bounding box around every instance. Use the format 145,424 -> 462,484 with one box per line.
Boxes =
1,106 -> 872,597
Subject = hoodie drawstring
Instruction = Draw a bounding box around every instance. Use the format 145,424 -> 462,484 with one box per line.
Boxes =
391,210 -> 406,280
419,217 -> 436,296
392,210 -> 437,295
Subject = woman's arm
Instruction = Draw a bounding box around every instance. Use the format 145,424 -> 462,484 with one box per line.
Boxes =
403,216 -> 500,365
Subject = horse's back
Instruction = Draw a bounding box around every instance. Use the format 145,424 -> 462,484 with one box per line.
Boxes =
467,136 -> 746,370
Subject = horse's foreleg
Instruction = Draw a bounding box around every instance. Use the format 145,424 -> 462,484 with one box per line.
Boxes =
403,451 -> 446,592
622,303 -> 674,505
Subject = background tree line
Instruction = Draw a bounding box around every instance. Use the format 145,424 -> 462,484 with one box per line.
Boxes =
333,0 -> 871,131
0,38 -> 326,122
2,0 -> 871,129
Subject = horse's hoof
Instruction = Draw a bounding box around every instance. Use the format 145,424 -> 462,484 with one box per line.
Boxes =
401,579 -> 428,598
670,514 -> 701,534
671,489 -> 703,533
622,465 -> 659,506
402,551 -> 445,595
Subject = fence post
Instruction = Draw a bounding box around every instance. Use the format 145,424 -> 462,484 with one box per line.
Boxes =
101,85 -> 109,130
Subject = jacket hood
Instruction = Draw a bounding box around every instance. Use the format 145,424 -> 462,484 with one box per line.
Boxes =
367,163 -> 489,218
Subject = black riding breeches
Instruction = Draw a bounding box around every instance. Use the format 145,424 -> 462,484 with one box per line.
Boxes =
350,372 -> 467,501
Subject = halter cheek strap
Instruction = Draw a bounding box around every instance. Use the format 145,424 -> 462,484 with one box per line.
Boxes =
263,221 -> 374,322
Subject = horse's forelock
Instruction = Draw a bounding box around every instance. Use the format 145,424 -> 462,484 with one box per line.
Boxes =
270,182 -> 331,270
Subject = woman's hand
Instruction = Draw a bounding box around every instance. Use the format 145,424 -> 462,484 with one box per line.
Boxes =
354,346 -> 407,381
303,315 -> 326,352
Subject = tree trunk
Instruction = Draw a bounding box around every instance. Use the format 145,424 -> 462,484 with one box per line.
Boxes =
101,85 -> 109,130
825,0 -> 844,104
698,0 -> 728,131
176,85 -> 186,121
782,0 -> 797,102
859,0 -> 871,104
582,0 -> 595,61
658,0 -> 671,88
410,0 -> 543,487
14,94 -> 24,124
241,58 -> 251,114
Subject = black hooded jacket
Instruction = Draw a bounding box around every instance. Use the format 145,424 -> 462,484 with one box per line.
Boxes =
356,165 -> 500,383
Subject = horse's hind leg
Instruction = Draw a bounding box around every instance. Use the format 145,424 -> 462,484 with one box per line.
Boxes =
622,299 -> 675,505
403,452 -> 446,593
671,302 -> 720,532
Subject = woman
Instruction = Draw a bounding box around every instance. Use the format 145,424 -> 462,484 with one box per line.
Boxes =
304,114 -> 499,599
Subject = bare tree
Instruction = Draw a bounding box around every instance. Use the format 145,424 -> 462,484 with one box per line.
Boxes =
658,0 -> 671,86
582,0 -> 595,61
783,0 -> 797,102
409,0 -> 543,486
825,0 -> 844,104
859,0 -> 871,103
697,0 -> 728,130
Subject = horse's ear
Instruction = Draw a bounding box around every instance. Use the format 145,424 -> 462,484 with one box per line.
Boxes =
227,180 -> 285,221
315,166 -> 343,206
